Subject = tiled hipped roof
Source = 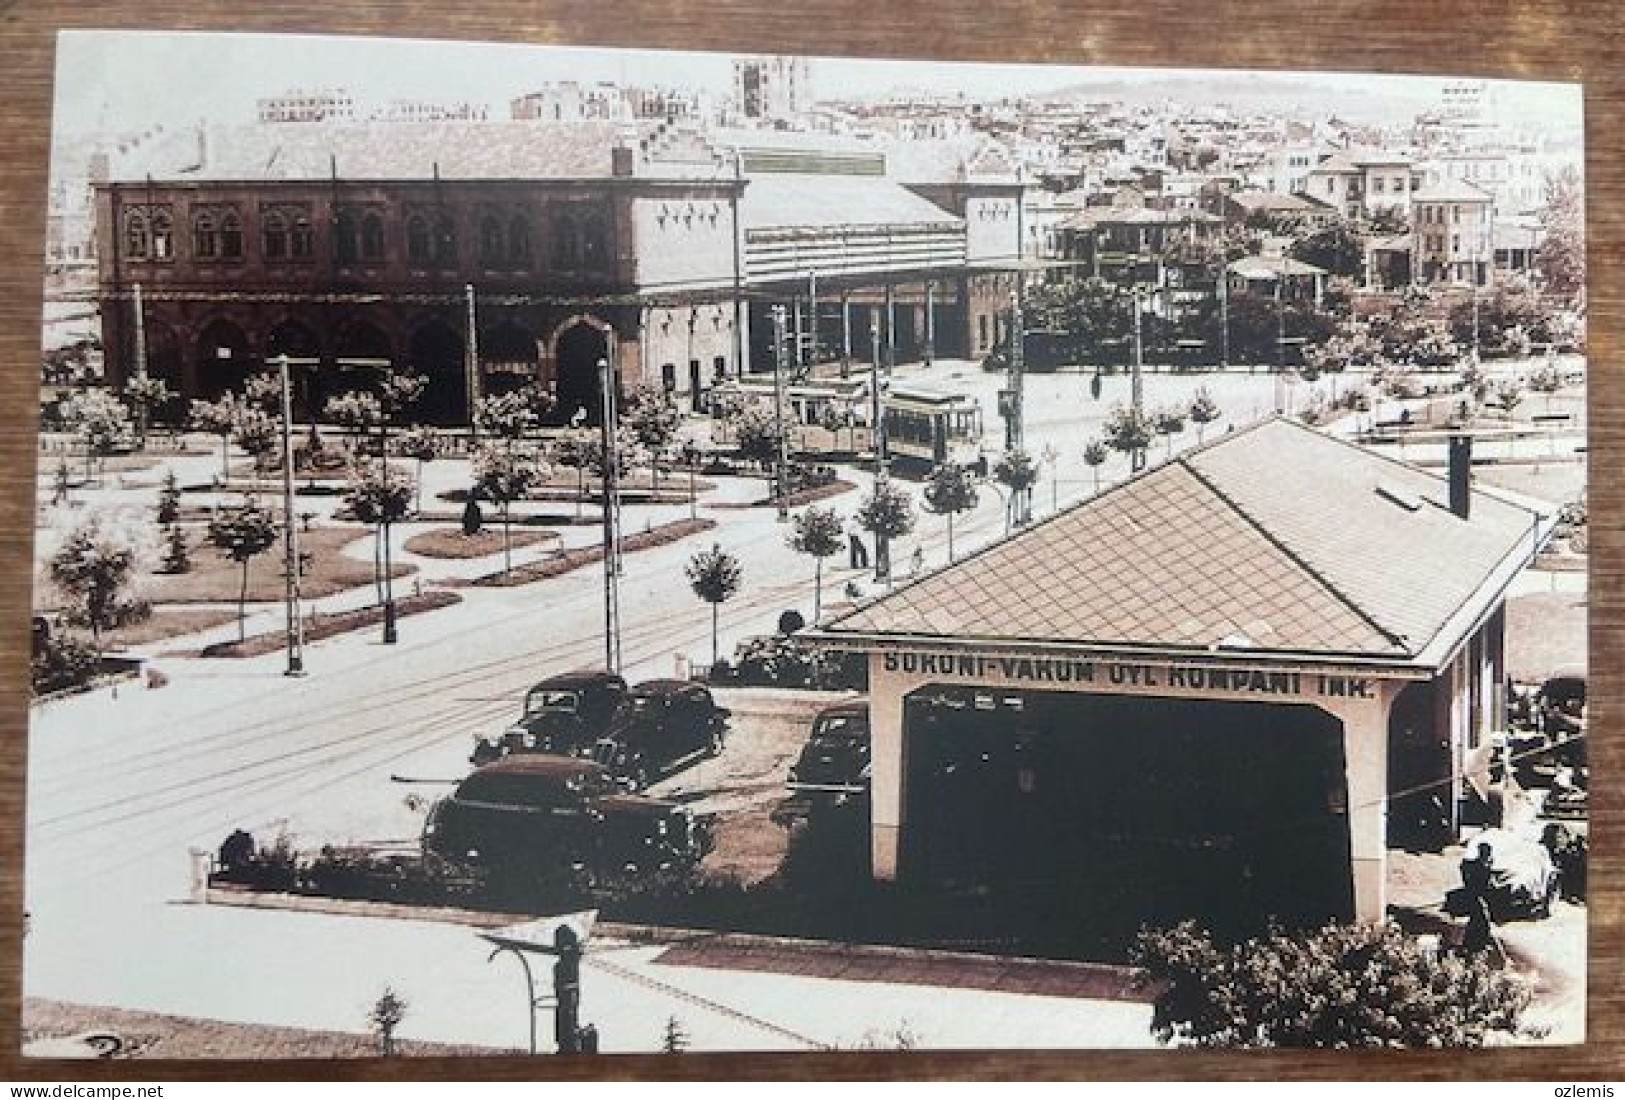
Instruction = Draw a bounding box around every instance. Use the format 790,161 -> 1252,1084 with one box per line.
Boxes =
823,419 -> 1542,662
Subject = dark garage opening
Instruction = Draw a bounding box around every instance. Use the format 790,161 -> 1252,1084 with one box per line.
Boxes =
899,687 -> 1354,940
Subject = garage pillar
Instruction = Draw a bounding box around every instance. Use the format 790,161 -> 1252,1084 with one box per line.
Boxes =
1337,690 -> 1396,922
869,655 -> 906,880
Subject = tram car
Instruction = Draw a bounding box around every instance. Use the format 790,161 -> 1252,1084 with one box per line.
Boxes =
882,383 -> 986,468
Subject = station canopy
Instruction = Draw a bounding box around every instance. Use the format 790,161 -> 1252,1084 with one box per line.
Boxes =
821,418 -> 1549,668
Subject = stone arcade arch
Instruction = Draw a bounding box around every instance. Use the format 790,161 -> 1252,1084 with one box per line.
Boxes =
193,318 -> 254,400
481,321 -> 541,400
551,318 -> 611,427
405,319 -> 467,426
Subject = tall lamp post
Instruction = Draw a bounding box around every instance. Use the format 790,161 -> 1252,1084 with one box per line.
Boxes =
770,304 -> 791,520
275,353 -> 316,676
599,351 -> 622,674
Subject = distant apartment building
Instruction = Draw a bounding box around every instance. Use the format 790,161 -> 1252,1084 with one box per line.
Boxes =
510,82 -> 631,123
732,55 -> 810,124
1412,180 -> 1494,286
1304,150 -> 1422,220
256,87 -> 358,124
372,99 -> 490,123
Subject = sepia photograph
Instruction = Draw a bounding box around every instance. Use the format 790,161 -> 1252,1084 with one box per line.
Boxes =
23,28 -> 1587,1057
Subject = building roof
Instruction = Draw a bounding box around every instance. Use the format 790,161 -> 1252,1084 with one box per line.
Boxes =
740,175 -> 961,233
1413,179 -> 1494,204
1227,255 -> 1328,279
110,120 -> 642,182
1059,207 -> 1221,231
821,418 -> 1544,665
1227,190 -> 1315,213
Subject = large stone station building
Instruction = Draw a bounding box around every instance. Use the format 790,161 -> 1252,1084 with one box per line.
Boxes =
815,419 -> 1554,929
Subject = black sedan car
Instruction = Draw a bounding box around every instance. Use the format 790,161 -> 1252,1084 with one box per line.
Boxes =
589,680 -> 730,790
471,669 -> 630,765
787,698 -> 870,796
422,756 -> 710,886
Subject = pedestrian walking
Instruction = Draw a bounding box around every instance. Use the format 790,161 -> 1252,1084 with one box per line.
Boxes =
848,531 -> 870,569
909,544 -> 925,577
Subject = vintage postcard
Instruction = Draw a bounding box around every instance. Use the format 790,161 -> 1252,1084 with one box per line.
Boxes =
26,29 -> 1586,1056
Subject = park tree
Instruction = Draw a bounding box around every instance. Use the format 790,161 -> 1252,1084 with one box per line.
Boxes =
1187,388 -> 1221,442
660,1016 -> 690,1055
392,427 -> 439,515
1082,439 -> 1109,493
190,394 -> 244,483
922,462 -> 979,562
993,448 -> 1040,530
728,404 -> 788,473
1535,166 -> 1586,302
686,543 -> 743,669
232,406 -> 281,474
1528,362 -> 1564,413
1289,221 -> 1365,279
345,459 -> 415,610
48,519 -> 142,652
786,505 -> 844,621
472,441 -> 544,573
1152,406 -> 1188,459
325,390 -> 384,453
59,389 -> 134,481
1025,276 -> 1135,363
1494,378 -> 1526,421
159,523 -> 191,575
856,480 -> 917,586
122,375 -> 173,446
206,498 -> 279,642
368,987 -> 409,1058
622,386 -> 684,490
241,370 -> 283,413
1133,920 -> 1530,1049
474,389 -> 543,441
1103,404 -> 1155,472
156,469 -> 183,525
379,369 -> 429,426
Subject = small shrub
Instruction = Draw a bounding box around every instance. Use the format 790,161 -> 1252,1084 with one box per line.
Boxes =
30,632 -> 100,696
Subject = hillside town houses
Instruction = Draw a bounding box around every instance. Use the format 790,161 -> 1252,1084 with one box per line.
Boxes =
46,65 -> 1579,417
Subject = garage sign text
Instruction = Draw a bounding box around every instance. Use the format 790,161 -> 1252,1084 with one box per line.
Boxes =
879,652 -> 1374,699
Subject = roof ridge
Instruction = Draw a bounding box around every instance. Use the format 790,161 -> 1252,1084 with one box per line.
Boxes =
1177,433 -> 1411,654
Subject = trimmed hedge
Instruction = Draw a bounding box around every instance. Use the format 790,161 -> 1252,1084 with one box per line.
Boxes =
199,590 -> 462,658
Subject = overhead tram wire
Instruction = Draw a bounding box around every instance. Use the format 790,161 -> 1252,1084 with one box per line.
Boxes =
31,566 -> 821,835
41,569 -> 824,892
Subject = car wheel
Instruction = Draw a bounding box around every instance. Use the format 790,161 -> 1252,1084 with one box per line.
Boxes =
707,730 -> 724,757
629,764 -> 652,792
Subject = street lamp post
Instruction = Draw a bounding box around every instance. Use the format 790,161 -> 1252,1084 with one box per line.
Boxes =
770,305 -> 791,521
276,353 -> 309,677
599,352 -> 622,674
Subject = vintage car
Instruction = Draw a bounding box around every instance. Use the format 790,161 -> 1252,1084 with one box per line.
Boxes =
786,698 -> 871,797
588,680 -> 730,790
422,756 -> 710,886
470,669 -> 629,765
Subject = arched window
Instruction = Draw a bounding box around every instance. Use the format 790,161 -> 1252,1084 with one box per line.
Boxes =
361,212 -> 385,260
220,210 -> 244,258
552,211 -> 580,268
479,215 -> 504,264
124,211 -> 150,259
194,210 -> 218,259
290,213 -> 314,259
262,210 -> 289,260
509,215 -> 531,264
150,211 -> 173,259
406,215 -> 431,264
433,215 -> 458,265
334,209 -> 359,264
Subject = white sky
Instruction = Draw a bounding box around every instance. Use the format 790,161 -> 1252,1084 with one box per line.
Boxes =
52,29 -> 1583,139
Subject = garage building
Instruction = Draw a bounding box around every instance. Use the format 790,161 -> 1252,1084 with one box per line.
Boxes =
814,418 -> 1553,929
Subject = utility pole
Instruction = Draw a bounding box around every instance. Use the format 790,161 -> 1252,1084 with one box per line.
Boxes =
277,354 -> 306,677
730,148 -> 747,377
132,281 -> 149,445
1274,274 -> 1287,413
771,304 -> 790,520
1131,286 -> 1146,473
599,352 -> 622,674
465,283 -> 481,436
807,269 -> 819,371
923,281 -> 935,368
1218,260 -> 1230,370
870,308 -> 885,477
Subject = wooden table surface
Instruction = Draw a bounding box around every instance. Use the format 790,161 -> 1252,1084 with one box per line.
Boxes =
0,0 -> 1618,1080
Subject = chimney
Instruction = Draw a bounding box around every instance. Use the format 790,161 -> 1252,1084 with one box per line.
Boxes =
1448,433 -> 1472,520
